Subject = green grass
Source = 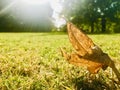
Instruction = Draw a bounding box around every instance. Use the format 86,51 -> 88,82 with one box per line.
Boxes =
0,33 -> 120,90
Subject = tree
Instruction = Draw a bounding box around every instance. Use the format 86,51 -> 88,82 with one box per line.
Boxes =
62,0 -> 120,33
95,0 -> 120,32
62,0 -> 100,33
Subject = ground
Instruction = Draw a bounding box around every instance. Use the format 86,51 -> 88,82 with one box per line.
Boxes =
0,33 -> 120,90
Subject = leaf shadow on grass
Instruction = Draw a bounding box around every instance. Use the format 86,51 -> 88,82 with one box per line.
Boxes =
72,75 -> 120,90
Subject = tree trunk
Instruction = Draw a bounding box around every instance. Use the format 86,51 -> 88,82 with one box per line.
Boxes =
91,22 -> 94,33
101,16 -> 106,33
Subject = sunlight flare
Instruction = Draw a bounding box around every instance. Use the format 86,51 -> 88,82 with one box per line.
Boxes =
0,0 -> 66,28
21,0 -> 49,5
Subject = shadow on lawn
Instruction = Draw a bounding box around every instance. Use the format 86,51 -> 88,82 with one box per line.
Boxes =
72,75 -> 120,90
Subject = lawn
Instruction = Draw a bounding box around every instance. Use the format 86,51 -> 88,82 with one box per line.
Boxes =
0,33 -> 120,90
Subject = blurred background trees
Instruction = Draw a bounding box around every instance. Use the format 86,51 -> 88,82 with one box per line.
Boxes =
62,0 -> 120,33
0,0 -> 120,33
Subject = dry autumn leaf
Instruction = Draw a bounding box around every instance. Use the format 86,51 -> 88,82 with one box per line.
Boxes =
61,22 -> 120,82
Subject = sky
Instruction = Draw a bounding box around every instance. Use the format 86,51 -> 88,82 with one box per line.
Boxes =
0,0 -> 66,28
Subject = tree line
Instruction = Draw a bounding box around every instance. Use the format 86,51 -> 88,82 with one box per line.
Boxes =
0,0 -> 120,33
62,0 -> 120,33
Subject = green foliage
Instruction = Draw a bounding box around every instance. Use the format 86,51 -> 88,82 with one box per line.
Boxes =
0,33 -> 120,90
62,0 -> 120,33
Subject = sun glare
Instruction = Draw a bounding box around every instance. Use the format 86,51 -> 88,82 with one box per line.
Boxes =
21,0 -> 49,5
0,0 -> 66,28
